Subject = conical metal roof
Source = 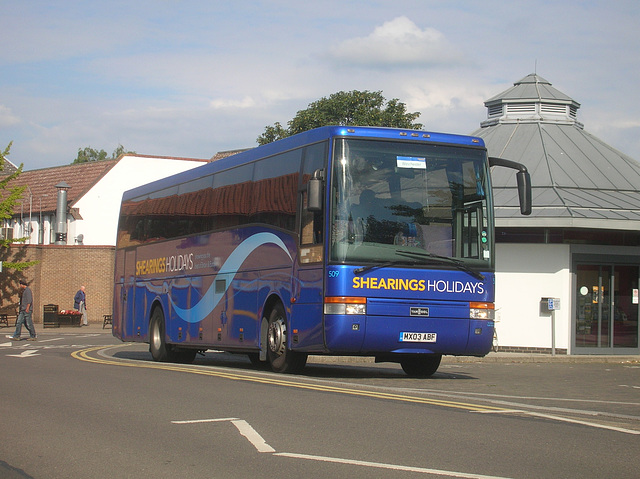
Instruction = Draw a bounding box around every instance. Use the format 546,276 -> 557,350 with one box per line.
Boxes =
485,74 -> 575,103
472,74 -> 640,229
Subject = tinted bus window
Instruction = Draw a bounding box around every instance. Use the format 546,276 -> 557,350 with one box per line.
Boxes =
252,149 -> 301,232
300,142 -> 326,250
210,163 -> 254,230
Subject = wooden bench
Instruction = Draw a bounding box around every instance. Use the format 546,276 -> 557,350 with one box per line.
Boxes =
103,314 -> 113,329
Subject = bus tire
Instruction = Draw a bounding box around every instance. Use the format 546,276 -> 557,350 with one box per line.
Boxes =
400,354 -> 442,378
266,302 -> 307,374
149,308 -> 196,364
149,308 -> 170,362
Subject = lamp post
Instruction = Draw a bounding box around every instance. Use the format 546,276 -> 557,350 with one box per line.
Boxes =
54,182 -> 70,245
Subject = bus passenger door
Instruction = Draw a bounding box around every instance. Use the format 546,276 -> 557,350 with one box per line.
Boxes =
291,185 -> 325,350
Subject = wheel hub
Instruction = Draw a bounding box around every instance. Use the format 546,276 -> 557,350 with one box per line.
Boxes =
151,321 -> 161,351
268,318 -> 286,356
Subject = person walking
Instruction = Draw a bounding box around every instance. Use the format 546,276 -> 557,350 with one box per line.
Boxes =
8,279 -> 36,341
74,285 -> 88,326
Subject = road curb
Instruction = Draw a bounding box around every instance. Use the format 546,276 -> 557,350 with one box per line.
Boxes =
308,353 -> 640,365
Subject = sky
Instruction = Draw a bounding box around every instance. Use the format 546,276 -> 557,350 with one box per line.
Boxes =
1,0 -> 639,170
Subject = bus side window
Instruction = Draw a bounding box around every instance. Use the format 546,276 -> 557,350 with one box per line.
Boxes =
299,142 -> 326,263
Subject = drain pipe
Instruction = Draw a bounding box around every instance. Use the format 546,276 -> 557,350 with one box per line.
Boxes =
54,181 -> 70,245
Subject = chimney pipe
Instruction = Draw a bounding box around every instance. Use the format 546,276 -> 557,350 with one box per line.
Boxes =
55,181 -> 70,245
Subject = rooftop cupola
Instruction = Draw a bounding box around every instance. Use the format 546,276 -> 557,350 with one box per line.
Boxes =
481,74 -> 583,129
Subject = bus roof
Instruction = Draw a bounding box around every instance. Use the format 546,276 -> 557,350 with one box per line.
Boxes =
122,125 -> 486,201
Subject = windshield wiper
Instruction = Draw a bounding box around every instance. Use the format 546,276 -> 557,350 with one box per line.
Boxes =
353,259 -> 419,276
395,250 -> 485,281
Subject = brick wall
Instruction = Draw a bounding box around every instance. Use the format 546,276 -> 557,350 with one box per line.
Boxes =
0,244 -> 115,324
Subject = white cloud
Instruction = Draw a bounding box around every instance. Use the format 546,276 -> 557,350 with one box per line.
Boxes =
611,119 -> 640,129
210,96 -> 258,110
0,105 -> 21,128
330,16 -> 465,68
405,82 -> 486,111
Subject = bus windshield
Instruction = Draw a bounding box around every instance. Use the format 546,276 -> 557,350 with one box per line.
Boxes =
330,138 -> 493,269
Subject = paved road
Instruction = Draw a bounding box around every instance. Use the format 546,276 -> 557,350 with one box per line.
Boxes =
1,325 -> 638,478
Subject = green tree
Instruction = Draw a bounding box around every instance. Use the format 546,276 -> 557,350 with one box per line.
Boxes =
73,144 -> 135,164
257,90 -> 423,145
0,142 -> 38,271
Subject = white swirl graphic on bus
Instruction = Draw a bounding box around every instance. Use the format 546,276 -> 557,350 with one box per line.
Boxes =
169,232 -> 292,323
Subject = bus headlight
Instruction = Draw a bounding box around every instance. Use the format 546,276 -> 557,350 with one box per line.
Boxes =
324,297 -> 366,315
469,302 -> 495,320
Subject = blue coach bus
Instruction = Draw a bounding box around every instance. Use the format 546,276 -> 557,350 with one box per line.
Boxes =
113,126 -> 531,377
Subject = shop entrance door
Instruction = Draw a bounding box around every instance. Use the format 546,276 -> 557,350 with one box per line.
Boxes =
575,264 -> 639,350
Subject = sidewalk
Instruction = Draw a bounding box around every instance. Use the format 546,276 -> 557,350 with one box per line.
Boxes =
309,352 -> 640,365
444,351 -> 640,364
45,322 -> 114,334
2,321 -> 114,336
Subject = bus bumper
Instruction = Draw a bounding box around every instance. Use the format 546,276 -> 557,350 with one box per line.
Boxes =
323,315 -> 493,357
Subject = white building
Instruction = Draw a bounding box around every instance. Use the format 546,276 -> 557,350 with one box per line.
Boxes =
474,74 -> 640,355
3,154 -> 207,246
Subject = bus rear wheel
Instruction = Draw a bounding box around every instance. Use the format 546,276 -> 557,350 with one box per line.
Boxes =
266,303 -> 307,374
149,308 -> 196,364
400,354 -> 442,378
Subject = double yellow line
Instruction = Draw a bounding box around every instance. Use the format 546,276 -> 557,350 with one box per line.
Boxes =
73,345 -> 505,413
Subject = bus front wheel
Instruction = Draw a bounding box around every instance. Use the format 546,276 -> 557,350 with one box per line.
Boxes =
266,303 -> 307,374
400,354 -> 442,378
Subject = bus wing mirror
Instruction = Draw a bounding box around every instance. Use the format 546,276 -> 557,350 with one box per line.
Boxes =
489,157 -> 532,216
307,169 -> 324,212
516,170 -> 532,215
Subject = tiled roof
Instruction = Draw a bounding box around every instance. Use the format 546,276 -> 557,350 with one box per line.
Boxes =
0,157 -> 20,175
2,160 -> 118,215
210,148 -> 252,161
2,154 -> 207,216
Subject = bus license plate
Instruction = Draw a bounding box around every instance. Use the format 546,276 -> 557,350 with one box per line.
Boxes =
399,332 -> 437,343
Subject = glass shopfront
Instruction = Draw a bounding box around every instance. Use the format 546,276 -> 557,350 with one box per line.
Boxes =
575,263 -> 639,351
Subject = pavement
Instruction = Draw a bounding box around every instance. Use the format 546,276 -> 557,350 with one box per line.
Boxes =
3,322 -> 638,364
309,351 -> 640,365
2,321 -> 113,340
444,352 -> 640,364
